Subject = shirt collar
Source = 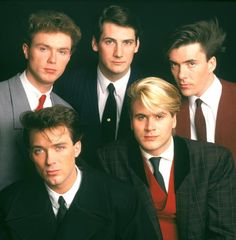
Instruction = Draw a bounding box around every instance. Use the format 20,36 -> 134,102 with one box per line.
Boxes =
141,137 -> 174,162
189,75 -> 222,108
46,166 -> 82,209
97,66 -> 130,97
20,70 -> 52,98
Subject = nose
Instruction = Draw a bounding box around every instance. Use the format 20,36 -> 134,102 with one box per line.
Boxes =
177,65 -> 187,81
45,150 -> 56,166
48,50 -> 57,64
145,118 -> 156,131
113,43 -> 123,58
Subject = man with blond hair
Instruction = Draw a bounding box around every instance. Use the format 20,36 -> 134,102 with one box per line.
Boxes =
96,77 -> 236,239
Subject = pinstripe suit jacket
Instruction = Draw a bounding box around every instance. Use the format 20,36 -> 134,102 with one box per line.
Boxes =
96,135 -> 236,240
176,79 -> 236,165
0,73 -> 71,190
54,64 -> 147,164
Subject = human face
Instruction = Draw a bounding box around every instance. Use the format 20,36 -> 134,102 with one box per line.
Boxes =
131,99 -> 176,156
29,126 -> 81,194
23,32 -> 72,92
169,43 -> 216,97
92,22 -> 139,81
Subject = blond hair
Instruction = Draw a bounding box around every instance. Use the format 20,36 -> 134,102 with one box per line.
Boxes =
128,77 -> 181,116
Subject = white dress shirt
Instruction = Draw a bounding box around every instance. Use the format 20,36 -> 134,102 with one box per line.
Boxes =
20,71 -> 52,110
141,137 -> 174,192
46,166 -> 82,216
97,67 -> 130,137
189,75 -> 222,143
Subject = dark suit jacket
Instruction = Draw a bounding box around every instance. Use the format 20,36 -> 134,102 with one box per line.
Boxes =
0,73 -> 71,190
54,64 -> 146,164
96,135 -> 236,240
176,79 -> 236,165
0,160 -> 157,240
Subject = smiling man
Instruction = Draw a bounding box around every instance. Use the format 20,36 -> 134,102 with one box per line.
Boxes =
0,10 -> 81,191
0,105 -> 157,240
166,19 -> 236,164
96,77 -> 236,239
54,5 -> 145,164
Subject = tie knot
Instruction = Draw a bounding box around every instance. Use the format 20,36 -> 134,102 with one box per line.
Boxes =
195,98 -> 203,107
108,83 -> 115,94
58,196 -> 66,207
149,157 -> 161,169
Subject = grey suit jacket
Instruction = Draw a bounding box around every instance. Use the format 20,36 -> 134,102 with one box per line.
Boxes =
96,136 -> 236,240
0,73 -> 71,190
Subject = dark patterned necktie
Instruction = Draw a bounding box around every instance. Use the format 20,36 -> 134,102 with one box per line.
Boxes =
57,196 -> 67,225
35,95 -> 46,111
101,83 -> 117,143
194,98 -> 207,141
149,157 -> 166,192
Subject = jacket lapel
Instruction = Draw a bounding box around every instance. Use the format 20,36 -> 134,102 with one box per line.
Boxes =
9,74 -> 31,129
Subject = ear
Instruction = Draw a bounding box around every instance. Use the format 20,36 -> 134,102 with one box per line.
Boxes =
172,114 -> 177,129
91,36 -> 98,52
74,141 -> 81,158
22,43 -> 30,60
208,56 -> 217,73
134,38 -> 140,53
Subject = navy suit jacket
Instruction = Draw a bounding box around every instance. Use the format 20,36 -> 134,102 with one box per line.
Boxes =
0,160 -> 157,240
176,79 -> 236,165
0,73 -> 71,190
54,64 -> 146,163
96,135 -> 236,239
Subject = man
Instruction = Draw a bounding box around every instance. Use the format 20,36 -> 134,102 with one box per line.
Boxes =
166,19 -> 236,164
0,105 -> 157,240
96,77 -> 236,239
54,5 -> 144,163
0,10 -> 81,190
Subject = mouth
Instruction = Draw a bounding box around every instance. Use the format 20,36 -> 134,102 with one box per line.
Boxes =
44,68 -> 57,74
46,170 -> 60,176
144,136 -> 157,141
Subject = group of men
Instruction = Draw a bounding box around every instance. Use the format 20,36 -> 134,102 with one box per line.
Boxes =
0,4 -> 235,240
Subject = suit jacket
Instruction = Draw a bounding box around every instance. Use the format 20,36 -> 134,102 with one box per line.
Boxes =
96,135 -> 236,240
0,73 -> 71,190
176,79 -> 236,164
54,64 -> 146,164
0,160 -> 157,240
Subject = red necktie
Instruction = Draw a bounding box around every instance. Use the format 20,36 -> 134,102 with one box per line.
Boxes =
35,95 -> 46,111
194,98 -> 207,141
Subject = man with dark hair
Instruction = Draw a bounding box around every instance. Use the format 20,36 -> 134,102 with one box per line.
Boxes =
54,5 -> 145,164
166,19 -> 236,164
0,10 -> 81,190
0,105 -> 157,240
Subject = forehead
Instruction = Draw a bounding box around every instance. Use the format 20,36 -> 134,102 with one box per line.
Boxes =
31,32 -> 72,48
132,99 -> 170,115
169,42 -> 206,61
101,22 -> 136,40
30,126 -> 71,145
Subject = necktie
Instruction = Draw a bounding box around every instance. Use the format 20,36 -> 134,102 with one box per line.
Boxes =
35,95 -> 46,111
57,196 -> 67,225
101,83 -> 117,143
194,98 -> 207,141
149,157 -> 166,192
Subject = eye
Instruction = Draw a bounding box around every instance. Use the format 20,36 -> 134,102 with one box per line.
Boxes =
104,39 -> 114,45
55,145 -> 65,152
188,61 -> 196,67
123,40 -> 134,46
135,114 -> 145,121
32,147 -> 44,155
170,62 -> 178,69
39,46 -> 47,52
58,49 -> 70,56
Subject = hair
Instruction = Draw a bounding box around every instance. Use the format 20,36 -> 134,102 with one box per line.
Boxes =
24,10 -> 82,53
127,77 -> 181,117
166,19 -> 226,60
93,4 -> 142,42
21,105 -> 82,148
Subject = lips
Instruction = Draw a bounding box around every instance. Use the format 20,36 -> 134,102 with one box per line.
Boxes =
46,170 -> 59,176
44,68 -> 57,74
